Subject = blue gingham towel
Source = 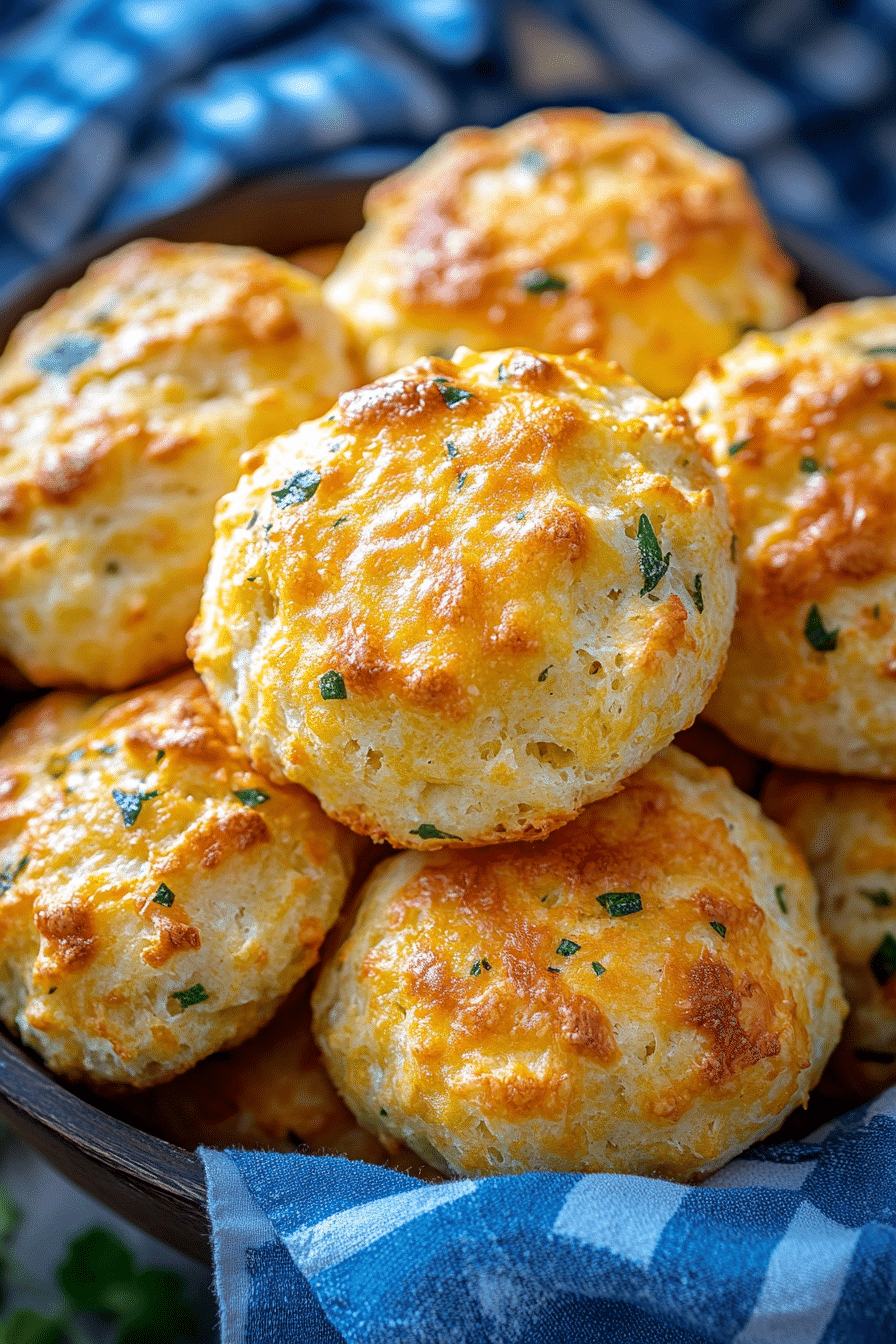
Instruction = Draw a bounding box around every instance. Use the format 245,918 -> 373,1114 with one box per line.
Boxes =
1,0 -> 896,292
201,1084 -> 896,1344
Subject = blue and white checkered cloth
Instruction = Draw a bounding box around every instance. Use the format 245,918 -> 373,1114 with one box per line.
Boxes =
202,1085 -> 896,1343
0,0 -> 895,291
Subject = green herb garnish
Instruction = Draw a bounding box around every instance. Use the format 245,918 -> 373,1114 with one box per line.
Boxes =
775,884 -> 788,913
692,573 -> 704,613
155,749 -> 165,763
710,921 -> 726,938
538,666 -> 552,682
246,509 -> 259,528
547,966 -> 560,973
728,438 -> 750,456
515,510 -> 526,521
333,515 -> 348,528
320,669 -> 347,700
98,743 -> 117,755
556,938 -> 580,957
870,932 -> 896,986
854,1047 -> 896,1063
152,883 -> 176,908
598,891 -> 642,917
0,856 -> 28,894
864,346 -> 896,357
804,603 -> 839,652
433,378 -> 472,407
800,456 -> 819,472
874,605 -> 882,619
233,788 -> 269,808
519,268 -> 567,294
172,984 -> 208,1009
112,789 -> 158,828
380,1108 -> 388,1116
409,823 -> 461,841
272,468 -> 321,508
446,440 -> 458,458
637,514 -> 670,596
33,333 -> 101,375
592,961 -> 606,977
470,961 -> 482,976
456,471 -> 468,492
861,888 -> 893,907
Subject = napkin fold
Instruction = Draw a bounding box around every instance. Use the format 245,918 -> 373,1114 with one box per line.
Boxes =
1,0 -> 896,291
201,1085 -> 896,1344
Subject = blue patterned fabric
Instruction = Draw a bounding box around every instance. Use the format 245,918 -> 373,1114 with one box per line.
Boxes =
0,1 -> 895,290
201,1085 -> 896,1343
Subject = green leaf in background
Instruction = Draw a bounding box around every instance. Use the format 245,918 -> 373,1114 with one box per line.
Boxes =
57,1229 -> 134,1312
0,1309 -> 62,1344
57,1230 -> 196,1343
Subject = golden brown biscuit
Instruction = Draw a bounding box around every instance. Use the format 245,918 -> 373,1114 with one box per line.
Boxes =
763,768 -> 896,1099
0,670 -> 360,1089
0,239 -> 356,690
683,299 -> 896,774
127,979 -> 435,1176
192,347 -> 736,848
312,747 -> 845,1181
324,108 -> 802,397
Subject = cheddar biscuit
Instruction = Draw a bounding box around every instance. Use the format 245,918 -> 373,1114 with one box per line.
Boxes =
312,747 -> 845,1180
0,240 -> 355,690
0,670 -> 359,1089
192,348 -> 736,848
324,107 -> 802,397
683,299 -> 896,774
763,769 -> 896,1099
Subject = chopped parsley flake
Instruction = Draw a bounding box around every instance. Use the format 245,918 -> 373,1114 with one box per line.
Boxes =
33,333 -> 101,375
871,932 -> 896,986
333,516 -> 348,528
538,665 -> 552,682
556,938 -> 580,957
380,1108 -> 388,1117
861,888 -> 893,907
481,958 -> 491,971
320,670 -> 347,700
98,743 -> 117,755
409,823 -> 462,841
153,883 -> 176,907
172,984 -> 208,1009
728,438 -> 750,456
775,884 -> 788,914
446,440 -> 458,458
246,576 -> 258,582
800,456 -> 819,472
0,855 -> 28,894
864,346 -> 896,357
598,891 -> 642,917
155,749 -> 165,763
272,468 -> 321,508
592,961 -> 606,977
854,1047 -> 896,1064
433,378 -> 472,408
874,605 -> 882,620
456,471 -> 468,492
804,603 -> 839,652
470,960 -> 482,976
692,574 -> 704,613
547,966 -> 560,973
246,510 -> 258,529
112,788 -> 158,827
519,268 -> 567,294
515,510 -> 526,521
636,514 -> 670,596
233,788 -> 269,808
710,921 -> 726,938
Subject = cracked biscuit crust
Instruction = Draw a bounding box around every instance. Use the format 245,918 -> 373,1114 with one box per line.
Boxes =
192,347 -> 736,848
312,747 -> 845,1180
0,239 -> 355,689
324,107 -> 802,398
684,298 -> 896,774
0,669 -> 360,1089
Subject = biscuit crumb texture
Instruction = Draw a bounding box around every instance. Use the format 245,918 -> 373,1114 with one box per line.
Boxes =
763,768 -> 896,1100
324,107 -> 802,398
312,747 -> 845,1180
193,348 -> 736,847
0,669 -> 359,1089
685,298 -> 896,775
0,239 -> 355,689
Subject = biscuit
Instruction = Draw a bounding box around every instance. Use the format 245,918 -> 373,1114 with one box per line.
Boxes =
324,107 -> 802,397
683,299 -> 896,774
127,978 -> 434,1176
0,239 -> 355,689
0,670 -> 360,1089
192,348 -> 736,848
312,747 -> 844,1180
763,768 -> 896,1099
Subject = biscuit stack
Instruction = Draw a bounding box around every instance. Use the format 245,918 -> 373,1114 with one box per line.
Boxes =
4,106 -> 893,1184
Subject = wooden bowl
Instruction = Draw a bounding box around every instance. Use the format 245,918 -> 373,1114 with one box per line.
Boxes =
0,170 -> 879,1264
